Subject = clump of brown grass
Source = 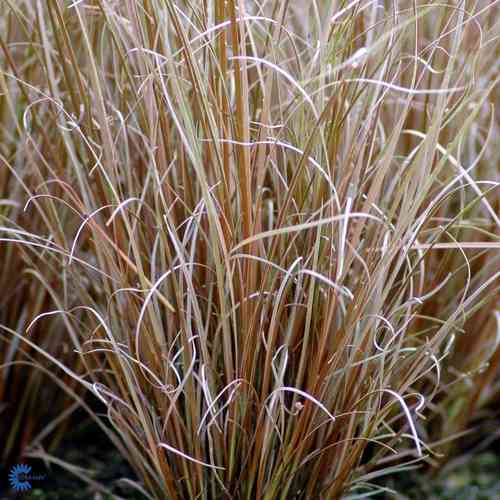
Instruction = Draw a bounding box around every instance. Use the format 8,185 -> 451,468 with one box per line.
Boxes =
0,15 -> 86,463
1,1 -> 498,498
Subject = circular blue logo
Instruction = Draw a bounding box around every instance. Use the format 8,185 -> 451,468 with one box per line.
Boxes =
8,464 -> 33,491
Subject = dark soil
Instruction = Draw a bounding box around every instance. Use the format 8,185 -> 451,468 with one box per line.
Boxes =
1,418 -> 146,500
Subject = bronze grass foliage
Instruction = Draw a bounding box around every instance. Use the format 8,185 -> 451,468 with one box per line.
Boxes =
0,25 -> 85,464
0,0 -> 499,498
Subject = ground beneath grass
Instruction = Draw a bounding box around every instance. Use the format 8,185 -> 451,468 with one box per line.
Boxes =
1,419 -> 145,500
380,452 -> 500,500
2,421 -> 500,499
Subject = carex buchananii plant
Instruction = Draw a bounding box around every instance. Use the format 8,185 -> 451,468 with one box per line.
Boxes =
0,5 -> 87,464
415,1 -> 500,460
0,177 -> 85,465
0,163 -> 79,465
0,0 -> 498,498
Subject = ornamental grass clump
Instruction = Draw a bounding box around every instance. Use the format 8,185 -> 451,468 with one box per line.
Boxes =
0,0 -> 498,498
0,181 -> 83,465
0,22 -> 85,464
